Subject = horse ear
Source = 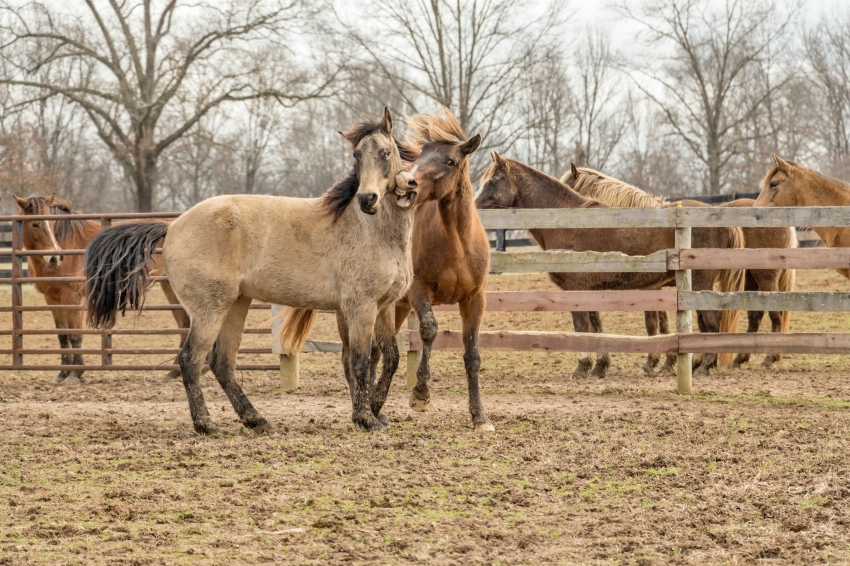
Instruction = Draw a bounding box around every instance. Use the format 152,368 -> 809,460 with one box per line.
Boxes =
13,194 -> 29,209
44,194 -> 55,206
492,151 -> 506,168
378,106 -> 393,134
772,153 -> 788,171
460,134 -> 482,155
570,162 -> 579,177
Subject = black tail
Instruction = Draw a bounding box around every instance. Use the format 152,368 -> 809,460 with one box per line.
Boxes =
85,221 -> 169,329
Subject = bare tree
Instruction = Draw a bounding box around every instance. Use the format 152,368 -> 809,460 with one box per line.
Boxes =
617,0 -> 800,195
805,9 -> 850,179
0,0 -> 339,211
339,0 -> 564,159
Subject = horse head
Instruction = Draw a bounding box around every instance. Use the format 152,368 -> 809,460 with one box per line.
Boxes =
12,194 -> 63,269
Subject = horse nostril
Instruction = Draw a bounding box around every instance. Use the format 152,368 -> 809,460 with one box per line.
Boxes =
407,179 -> 418,189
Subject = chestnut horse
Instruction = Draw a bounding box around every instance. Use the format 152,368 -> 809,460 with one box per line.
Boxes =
755,154 -> 850,280
560,167 -> 796,369
12,194 -> 188,383
394,108 -> 493,431
476,154 -> 745,378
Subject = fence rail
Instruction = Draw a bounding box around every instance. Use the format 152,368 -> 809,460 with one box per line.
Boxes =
4,206 -> 850,396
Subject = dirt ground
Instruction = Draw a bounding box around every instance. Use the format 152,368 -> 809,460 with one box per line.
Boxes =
1,270 -> 849,564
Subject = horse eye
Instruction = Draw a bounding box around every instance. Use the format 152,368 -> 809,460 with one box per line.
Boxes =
31,222 -> 39,228
447,158 -> 456,167
380,150 -> 390,160
770,180 -> 780,189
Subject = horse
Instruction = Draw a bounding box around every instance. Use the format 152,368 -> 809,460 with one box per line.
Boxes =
396,108 -> 492,431
559,166 -> 797,369
11,194 -> 189,383
475,154 -> 745,378
85,107 -> 419,435
755,154 -> 850,280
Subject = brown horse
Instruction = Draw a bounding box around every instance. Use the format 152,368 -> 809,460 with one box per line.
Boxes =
476,154 -> 744,378
392,108 -> 493,431
560,168 -> 797,369
12,194 -> 189,383
755,154 -> 850,279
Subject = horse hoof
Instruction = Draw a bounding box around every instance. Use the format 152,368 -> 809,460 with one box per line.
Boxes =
474,421 -> 495,432
589,369 -> 607,379
162,370 -> 181,381
193,418 -> 220,436
409,395 -> 430,413
53,373 -> 68,384
355,414 -> 386,432
376,413 -> 389,427
761,358 -> 775,369
62,375 -> 82,386
244,416 -> 273,435
693,366 -> 710,378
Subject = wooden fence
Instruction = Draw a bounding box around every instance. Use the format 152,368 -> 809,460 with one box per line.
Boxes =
3,206 -> 850,395
272,206 -> 850,396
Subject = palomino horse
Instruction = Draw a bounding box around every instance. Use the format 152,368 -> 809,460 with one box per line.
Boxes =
394,108 -> 492,431
756,155 -> 850,280
476,154 -> 745,378
86,108 -> 418,434
12,194 -> 188,383
560,166 -> 796,369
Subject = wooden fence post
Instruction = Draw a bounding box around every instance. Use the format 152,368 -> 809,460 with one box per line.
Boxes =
675,207 -> 693,395
270,304 -> 299,391
406,311 -> 420,388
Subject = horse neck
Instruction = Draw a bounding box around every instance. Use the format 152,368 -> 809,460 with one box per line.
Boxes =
437,174 -> 480,253
510,163 -> 591,250
792,173 -> 850,207
377,197 -> 414,246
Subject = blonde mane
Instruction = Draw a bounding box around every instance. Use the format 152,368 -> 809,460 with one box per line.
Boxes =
405,107 -> 466,152
565,166 -> 667,208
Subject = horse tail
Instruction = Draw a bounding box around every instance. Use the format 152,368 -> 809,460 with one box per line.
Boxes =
85,222 -> 169,329
717,226 -> 746,367
278,307 -> 318,355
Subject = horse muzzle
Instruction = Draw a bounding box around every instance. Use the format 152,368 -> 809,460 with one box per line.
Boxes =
394,175 -> 418,210
47,255 -> 63,268
358,192 -> 379,215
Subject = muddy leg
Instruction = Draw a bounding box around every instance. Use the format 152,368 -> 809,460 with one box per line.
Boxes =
409,283 -> 436,412
162,281 -> 189,379
693,311 -> 720,377
589,311 -> 609,378
459,292 -> 493,431
208,297 -> 271,434
336,312 -> 357,406
761,310 -> 784,368
63,310 -> 85,383
658,311 -> 677,373
370,307 -> 398,425
49,307 -> 71,383
343,301 -> 381,431
571,312 -> 593,379
641,312 -> 661,375
177,309 -> 230,435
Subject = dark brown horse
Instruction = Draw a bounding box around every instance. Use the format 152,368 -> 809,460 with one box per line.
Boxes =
393,108 -> 494,431
476,155 -> 744,378
12,194 -> 189,383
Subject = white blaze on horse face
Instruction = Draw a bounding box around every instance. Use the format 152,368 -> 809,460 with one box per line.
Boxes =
43,219 -> 63,267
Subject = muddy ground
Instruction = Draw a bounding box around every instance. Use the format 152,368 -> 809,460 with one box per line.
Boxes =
1,270 -> 849,564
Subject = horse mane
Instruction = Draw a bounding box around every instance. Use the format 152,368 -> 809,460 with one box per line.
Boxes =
321,117 -> 418,222
405,107 -> 466,151
18,194 -> 94,246
570,167 -> 667,208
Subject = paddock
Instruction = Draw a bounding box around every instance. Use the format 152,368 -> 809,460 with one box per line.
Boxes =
1,207 -> 849,563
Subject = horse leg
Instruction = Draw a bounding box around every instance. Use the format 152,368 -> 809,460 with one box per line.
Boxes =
409,284 -> 436,412
588,311 -> 610,378
370,306 -> 399,425
761,310 -> 784,368
658,311 -> 677,374
64,306 -> 85,384
733,272 -> 759,369
208,297 -> 271,434
344,302 -> 382,431
641,311 -> 660,375
177,306 -> 231,436
571,312 -> 593,379
49,308 -> 71,384
161,281 -> 190,379
460,291 -> 493,431
335,312 -> 356,406
693,310 -> 720,377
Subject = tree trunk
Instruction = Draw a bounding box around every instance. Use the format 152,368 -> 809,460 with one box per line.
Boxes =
707,135 -> 721,195
134,149 -> 158,212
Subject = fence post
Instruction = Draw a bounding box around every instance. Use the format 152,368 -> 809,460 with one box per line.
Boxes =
406,311 -> 420,388
496,229 -> 506,252
11,219 -> 23,366
100,218 -> 113,366
675,207 -> 692,395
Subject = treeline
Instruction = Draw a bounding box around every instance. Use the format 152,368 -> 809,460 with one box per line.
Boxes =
0,0 -> 847,214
